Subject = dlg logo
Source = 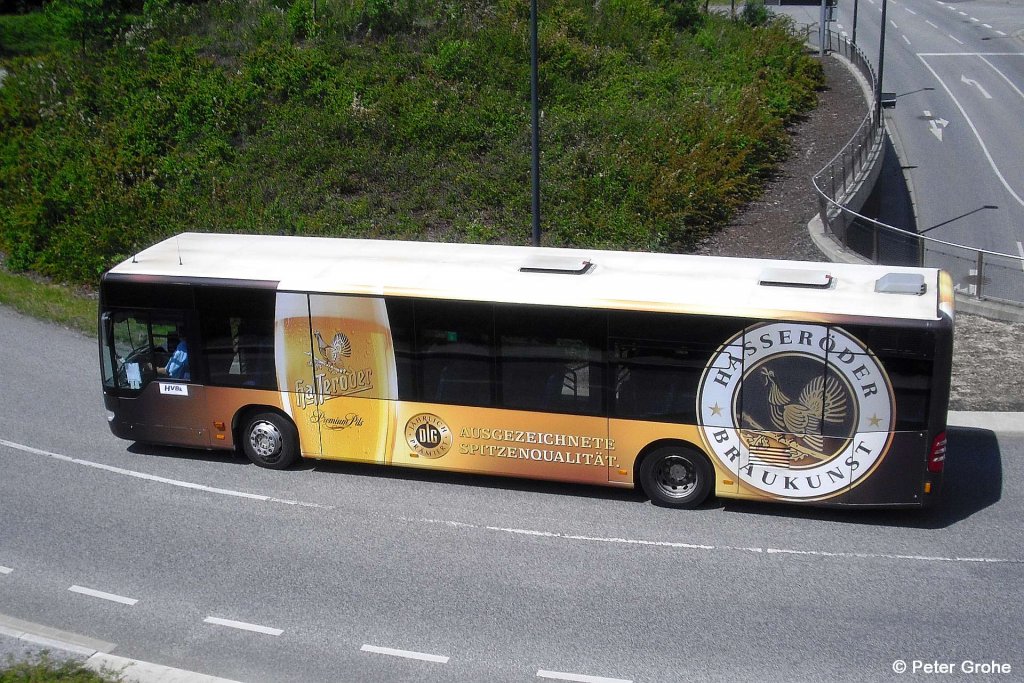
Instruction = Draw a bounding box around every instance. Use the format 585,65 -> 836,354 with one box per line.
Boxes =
404,414 -> 453,459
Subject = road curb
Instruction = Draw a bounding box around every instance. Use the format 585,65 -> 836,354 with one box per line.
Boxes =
948,411 -> 1024,434
0,614 -> 243,683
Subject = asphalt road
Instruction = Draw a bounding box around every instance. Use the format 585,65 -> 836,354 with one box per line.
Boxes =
1,304 -> 1022,682
781,0 -> 1024,300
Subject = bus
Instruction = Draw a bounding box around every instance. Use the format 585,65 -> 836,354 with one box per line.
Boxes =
99,233 -> 954,509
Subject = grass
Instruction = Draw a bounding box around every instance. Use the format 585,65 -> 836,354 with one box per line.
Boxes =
0,653 -> 120,682
0,266 -> 97,337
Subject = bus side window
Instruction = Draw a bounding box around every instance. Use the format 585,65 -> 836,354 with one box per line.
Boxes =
496,305 -> 604,416
196,287 -> 276,390
413,300 -> 495,407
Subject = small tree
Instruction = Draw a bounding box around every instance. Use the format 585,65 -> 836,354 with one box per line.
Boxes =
45,0 -> 137,51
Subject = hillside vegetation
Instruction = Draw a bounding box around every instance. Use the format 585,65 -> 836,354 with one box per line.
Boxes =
0,0 -> 822,284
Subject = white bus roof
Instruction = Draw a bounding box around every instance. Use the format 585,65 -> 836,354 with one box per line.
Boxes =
107,232 -> 947,323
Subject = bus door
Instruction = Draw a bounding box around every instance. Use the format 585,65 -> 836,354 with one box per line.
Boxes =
102,310 -> 208,448
277,293 -> 397,463
275,293 -> 322,458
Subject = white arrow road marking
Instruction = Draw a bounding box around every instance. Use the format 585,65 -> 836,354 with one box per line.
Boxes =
961,74 -> 993,99
923,110 -> 949,141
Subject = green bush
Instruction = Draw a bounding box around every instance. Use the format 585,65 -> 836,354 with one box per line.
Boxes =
0,0 -> 824,284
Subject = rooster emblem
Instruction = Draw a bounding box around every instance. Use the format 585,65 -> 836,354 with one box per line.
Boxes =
314,330 -> 352,365
761,367 -> 849,458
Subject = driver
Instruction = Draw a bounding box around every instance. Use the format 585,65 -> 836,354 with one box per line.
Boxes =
158,334 -> 190,380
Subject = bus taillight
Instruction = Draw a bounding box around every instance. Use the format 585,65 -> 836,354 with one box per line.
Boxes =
928,432 -> 947,473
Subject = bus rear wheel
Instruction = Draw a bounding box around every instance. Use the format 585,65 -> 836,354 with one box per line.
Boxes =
639,446 -> 713,509
241,412 -> 299,470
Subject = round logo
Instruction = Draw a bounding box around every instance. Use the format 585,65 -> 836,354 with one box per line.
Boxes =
696,322 -> 895,501
404,414 -> 453,459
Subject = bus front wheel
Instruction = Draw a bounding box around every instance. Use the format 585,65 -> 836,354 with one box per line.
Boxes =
639,446 -> 713,509
241,412 -> 299,470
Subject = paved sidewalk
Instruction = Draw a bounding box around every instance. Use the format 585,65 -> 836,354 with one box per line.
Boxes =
1,614 -> 241,683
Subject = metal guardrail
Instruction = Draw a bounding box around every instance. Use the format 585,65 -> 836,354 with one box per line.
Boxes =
808,29 -> 1024,307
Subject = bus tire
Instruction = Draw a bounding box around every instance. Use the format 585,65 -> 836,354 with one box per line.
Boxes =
639,445 -> 713,509
240,412 -> 299,470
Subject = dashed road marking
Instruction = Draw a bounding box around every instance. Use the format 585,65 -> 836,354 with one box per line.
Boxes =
537,670 -> 632,683
0,438 -> 334,510
996,30 -> 1007,36
903,34 -> 912,45
983,23 -> 992,29
927,20 -> 939,29
0,566 -> 12,575
204,616 -> 283,636
360,644 -> 449,663
408,517 -> 1024,565
904,7 -> 917,15
69,585 -> 138,606
949,34 -> 965,45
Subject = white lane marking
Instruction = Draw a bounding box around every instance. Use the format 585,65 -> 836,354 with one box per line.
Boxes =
537,670 -> 632,683
996,30 -> 1006,36
891,20 -> 899,30
977,55 -> 1024,102
1017,242 -> 1024,272
407,517 -> 1024,565
969,17 -> 979,23
68,585 -> 138,606
360,644 -> 449,663
0,566 -> 12,575
903,34 -> 912,45
983,23 -> 992,29
918,55 -> 1024,209
0,438 -> 333,510
904,7 -> 917,15
949,34 -> 965,45
927,20 -> 939,29
958,11 -> 967,15
204,616 -> 283,636
918,52 -> 1024,56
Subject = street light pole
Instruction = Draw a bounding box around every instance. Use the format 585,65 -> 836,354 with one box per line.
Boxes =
530,0 -> 541,247
852,0 -> 859,45
875,0 -> 888,124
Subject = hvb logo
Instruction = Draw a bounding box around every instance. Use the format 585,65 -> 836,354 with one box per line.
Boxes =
158,382 -> 189,396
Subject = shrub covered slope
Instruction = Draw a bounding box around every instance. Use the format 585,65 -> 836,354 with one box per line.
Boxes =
0,0 -> 822,284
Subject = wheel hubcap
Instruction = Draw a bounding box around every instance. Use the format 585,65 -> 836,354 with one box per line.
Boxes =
656,455 -> 697,498
249,421 -> 282,462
